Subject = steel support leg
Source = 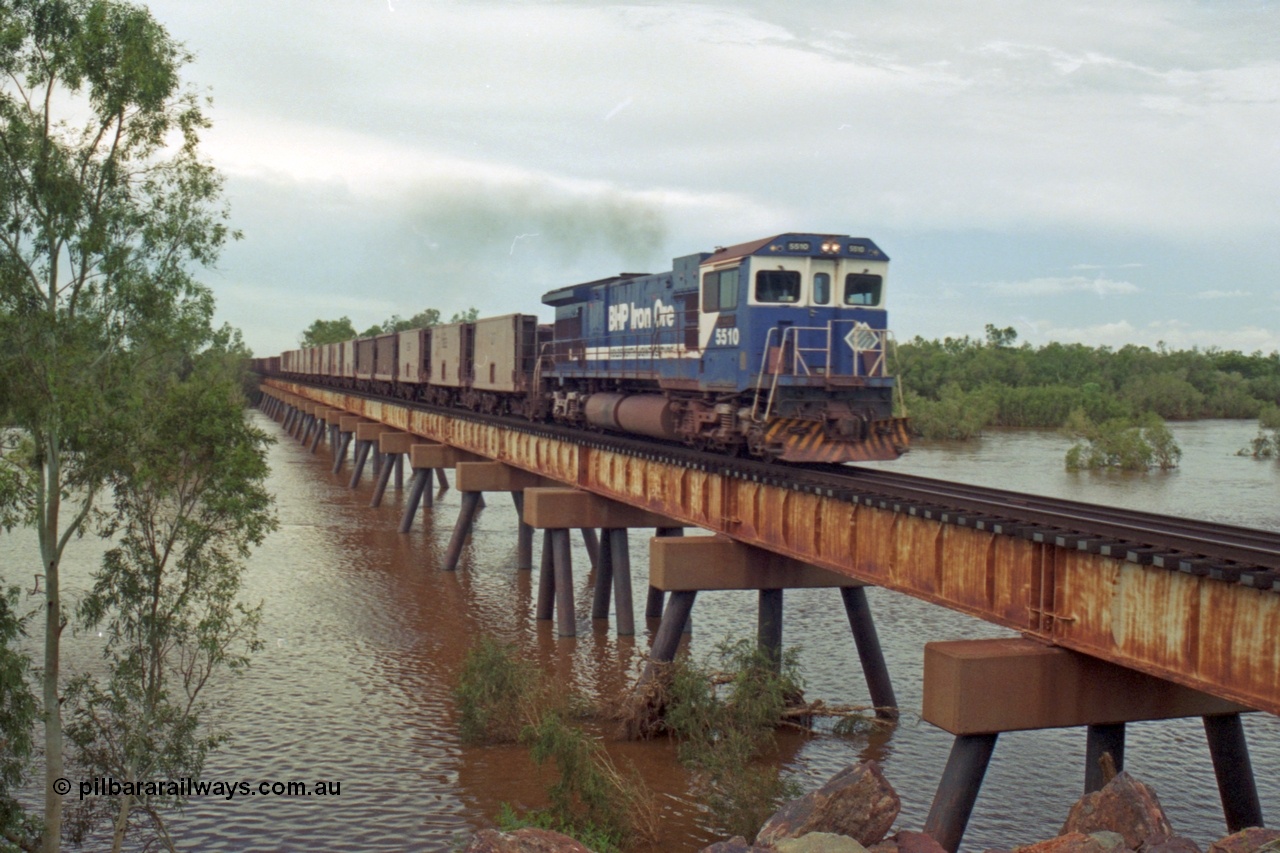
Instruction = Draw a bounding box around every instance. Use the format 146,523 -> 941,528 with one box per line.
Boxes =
1085,723 -> 1126,794
841,586 -> 899,718
552,528 -> 575,637
758,588 -> 783,670
398,469 -> 430,533
282,407 -> 296,433
301,416 -> 316,447
611,529 -> 634,636
649,590 -> 697,663
310,420 -> 325,453
580,528 -> 599,571
372,446 -> 382,477
393,454 -> 404,490
1203,713 -> 1263,831
443,491 -> 482,572
371,452 -> 395,507
647,528 -> 684,620
536,529 -> 555,621
436,468 -> 449,489
348,440 -> 371,488
923,733 -> 999,853
592,530 -> 614,620
333,432 -> 353,474
512,492 -> 533,570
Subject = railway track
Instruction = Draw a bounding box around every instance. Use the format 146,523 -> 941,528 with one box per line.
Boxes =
270,378 -> 1280,591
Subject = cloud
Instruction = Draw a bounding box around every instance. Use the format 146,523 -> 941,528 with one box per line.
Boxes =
1024,319 -> 1280,353
1195,289 -> 1252,300
982,276 -> 1140,297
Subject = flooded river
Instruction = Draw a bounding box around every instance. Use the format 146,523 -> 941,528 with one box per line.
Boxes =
16,416 -> 1280,851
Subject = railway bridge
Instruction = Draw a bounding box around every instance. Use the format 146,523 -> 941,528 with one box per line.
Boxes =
258,378 -> 1277,851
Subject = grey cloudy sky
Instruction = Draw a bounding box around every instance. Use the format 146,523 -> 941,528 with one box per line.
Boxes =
145,1 -> 1280,356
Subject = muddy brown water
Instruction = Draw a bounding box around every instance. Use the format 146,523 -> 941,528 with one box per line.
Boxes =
13,416 -> 1280,851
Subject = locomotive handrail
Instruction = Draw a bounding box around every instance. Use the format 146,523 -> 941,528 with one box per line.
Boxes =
751,323 -> 894,422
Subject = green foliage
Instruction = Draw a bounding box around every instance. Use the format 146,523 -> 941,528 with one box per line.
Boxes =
0,586 -> 40,851
663,639 -> 804,840
306,306 -> 476,345
1260,404 -> 1280,430
1238,405 -> 1280,459
520,713 -> 654,849
455,637 -> 656,849
893,334 -> 1280,438
64,347 -> 276,850
904,385 -> 997,439
455,636 -> 543,744
299,316 -> 357,347
0,1 -> 241,847
495,802 -> 621,853
1063,410 -> 1182,472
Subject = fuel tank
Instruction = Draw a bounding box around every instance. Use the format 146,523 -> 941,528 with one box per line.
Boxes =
583,393 -> 679,441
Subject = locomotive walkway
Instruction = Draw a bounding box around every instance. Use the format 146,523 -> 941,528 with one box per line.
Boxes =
258,378 -> 1275,851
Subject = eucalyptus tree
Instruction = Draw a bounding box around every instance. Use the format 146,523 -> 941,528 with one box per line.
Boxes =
0,2 -> 236,848
65,341 -> 274,853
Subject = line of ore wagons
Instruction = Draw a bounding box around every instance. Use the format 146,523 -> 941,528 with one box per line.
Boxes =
271,313 -> 545,397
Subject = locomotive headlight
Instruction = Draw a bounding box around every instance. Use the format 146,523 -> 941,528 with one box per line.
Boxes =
821,241 -> 839,254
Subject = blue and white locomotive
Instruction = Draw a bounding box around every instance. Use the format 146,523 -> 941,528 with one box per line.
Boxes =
541,233 -> 909,463
266,233 -> 910,464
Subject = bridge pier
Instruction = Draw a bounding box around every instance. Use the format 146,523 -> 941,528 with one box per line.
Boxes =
441,461 -> 547,571
299,403 -> 318,446
524,488 -> 691,638
371,431 -> 414,508
920,638 -> 1257,853
333,416 -> 363,475
348,422 -> 391,488
643,536 -> 881,691
308,406 -> 331,453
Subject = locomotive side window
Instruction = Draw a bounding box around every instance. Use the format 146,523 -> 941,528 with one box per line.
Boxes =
844,273 -> 883,306
755,270 -> 801,303
702,268 -> 739,312
813,273 -> 831,305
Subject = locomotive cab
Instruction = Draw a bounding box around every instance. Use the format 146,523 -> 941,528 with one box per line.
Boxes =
697,234 -> 905,461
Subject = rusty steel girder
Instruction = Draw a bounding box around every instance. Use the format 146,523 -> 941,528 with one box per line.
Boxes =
266,380 -> 1280,717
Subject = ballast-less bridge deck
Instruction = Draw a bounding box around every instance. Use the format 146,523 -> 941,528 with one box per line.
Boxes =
262,377 -> 1280,719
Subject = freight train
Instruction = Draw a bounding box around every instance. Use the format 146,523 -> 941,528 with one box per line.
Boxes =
255,233 -> 910,463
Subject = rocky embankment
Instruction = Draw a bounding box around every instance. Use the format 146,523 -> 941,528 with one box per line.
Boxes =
462,762 -> 1278,853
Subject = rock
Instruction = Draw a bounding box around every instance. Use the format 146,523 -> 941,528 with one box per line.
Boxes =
1141,836 -> 1202,853
774,832 -> 870,853
1088,832 -> 1128,853
892,831 -> 949,853
1207,829 -> 1280,853
756,761 -> 900,847
868,831 -> 950,853
1013,832 -> 1111,853
1061,773 -> 1174,849
701,837 -> 772,853
464,827 -> 596,853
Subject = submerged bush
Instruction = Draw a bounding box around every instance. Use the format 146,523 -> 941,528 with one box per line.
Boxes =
455,637 -> 656,850
663,639 -> 805,840
1238,405 -> 1280,459
905,384 -> 998,440
455,636 -> 544,743
1064,410 -> 1182,471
